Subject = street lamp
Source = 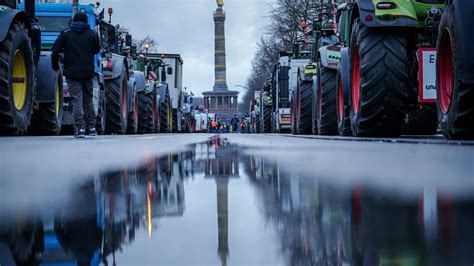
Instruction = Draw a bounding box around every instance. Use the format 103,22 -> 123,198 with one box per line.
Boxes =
144,43 -> 150,55
235,85 -> 250,90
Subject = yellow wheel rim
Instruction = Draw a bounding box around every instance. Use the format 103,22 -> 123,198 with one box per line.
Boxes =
55,79 -> 60,117
12,49 -> 28,110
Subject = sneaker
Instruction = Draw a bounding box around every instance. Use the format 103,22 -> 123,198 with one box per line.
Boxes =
75,128 -> 86,138
89,128 -> 97,136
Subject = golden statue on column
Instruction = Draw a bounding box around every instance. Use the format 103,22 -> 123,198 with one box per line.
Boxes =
217,0 -> 224,8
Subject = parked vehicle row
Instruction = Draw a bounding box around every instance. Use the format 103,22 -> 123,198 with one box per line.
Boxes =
262,0 -> 473,140
0,1 -> 192,136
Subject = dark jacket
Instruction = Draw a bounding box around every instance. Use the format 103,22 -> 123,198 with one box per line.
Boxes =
52,21 -> 100,79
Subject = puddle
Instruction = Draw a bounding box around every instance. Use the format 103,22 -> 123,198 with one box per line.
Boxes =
1,136 -> 473,266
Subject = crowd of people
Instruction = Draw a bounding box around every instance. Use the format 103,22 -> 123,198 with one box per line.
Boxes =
209,115 -> 248,133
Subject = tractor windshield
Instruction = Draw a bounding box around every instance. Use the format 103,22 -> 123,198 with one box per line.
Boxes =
37,16 -> 71,32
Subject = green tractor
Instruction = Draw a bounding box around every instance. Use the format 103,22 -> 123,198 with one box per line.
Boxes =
0,0 -> 64,135
134,54 -> 173,133
312,16 -> 343,136
259,81 -> 272,133
338,0 -> 444,137
294,0 -> 344,136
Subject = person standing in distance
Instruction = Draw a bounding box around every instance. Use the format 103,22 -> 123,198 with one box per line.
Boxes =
52,12 -> 101,138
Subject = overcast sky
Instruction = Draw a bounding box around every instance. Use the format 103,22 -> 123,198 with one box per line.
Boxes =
99,0 -> 272,98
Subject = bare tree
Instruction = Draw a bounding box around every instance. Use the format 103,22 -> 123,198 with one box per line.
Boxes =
134,36 -> 159,53
241,0 -> 325,113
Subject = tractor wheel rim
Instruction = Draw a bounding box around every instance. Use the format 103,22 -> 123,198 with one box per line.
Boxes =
55,79 -> 60,118
338,79 -> 343,121
439,29 -> 454,114
121,81 -> 127,119
12,49 -> 28,111
352,46 -> 361,113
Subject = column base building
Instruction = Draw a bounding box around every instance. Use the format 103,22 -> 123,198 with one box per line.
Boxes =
203,90 -> 240,123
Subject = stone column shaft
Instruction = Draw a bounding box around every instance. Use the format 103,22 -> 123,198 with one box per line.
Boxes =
213,8 -> 228,91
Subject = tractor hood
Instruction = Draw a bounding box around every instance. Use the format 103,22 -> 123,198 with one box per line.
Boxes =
41,31 -> 59,49
371,0 -> 444,27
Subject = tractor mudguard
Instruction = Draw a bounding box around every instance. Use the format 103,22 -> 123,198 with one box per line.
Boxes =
131,71 -> 147,93
0,9 -> 31,42
354,0 -> 417,28
103,54 -> 128,80
36,52 -> 60,102
339,48 -> 351,104
455,1 -> 474,83
319,45 -> 341,70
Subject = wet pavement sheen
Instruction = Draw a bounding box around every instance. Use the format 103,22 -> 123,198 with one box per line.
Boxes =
1,136 -> 474,266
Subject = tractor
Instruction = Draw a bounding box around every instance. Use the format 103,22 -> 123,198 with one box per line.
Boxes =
259,81 -> 272,133
436,0 -> 474,140
134,53 -> 173,133
272,51 -> 311,134
293,0 -> 345,136
338,0 -> 444,137
99,14 -> 135,135
0,0 -> 63,135
32,3 -> 135,135
33,3 -> 107,135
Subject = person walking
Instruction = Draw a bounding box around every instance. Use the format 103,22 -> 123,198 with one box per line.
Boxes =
52,13 -> 101,138
230,115 -> 240,133
211,120 -> 217,133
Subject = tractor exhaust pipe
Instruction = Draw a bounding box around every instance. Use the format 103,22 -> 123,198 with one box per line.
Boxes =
73,0 -> 79,15
24,0 -> 35,22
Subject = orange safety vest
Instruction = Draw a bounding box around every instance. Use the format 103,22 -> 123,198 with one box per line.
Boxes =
211,121 -> 217,127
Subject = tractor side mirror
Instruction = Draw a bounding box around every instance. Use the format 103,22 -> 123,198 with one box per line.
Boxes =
167,67 -> 173,75
125,34 -> 132,47
161,69 -> 167,82
130,45 -> 137,56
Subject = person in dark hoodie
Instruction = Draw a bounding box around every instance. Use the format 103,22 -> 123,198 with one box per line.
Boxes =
52,12 -> 101,138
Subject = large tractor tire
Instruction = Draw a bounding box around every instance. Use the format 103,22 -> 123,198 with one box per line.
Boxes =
290,91 -> 297,135
145,92 -> 156,133
172,109 -> 178,133
155,97 -> 161,133
126,90 -> 138,134
160,89 -> 172,133
105,68 -> 128,134
1,218 -> 43,266
255,115 -> 261,134
96,91 -> 106,135
0,21 -> 35,135
316,64 -> 338,135
336,64 -> 352,136
311,80 -> 318,135
297,80 -> 313,135
404,106 -> 438,135
349,20 -> 408,137
29,72 -> 63,135
137,91 -> 150,134
261,103 -> 272,133
437,3 -> 474,140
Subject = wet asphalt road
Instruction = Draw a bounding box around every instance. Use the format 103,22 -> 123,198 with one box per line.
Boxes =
0,134 -> 473,266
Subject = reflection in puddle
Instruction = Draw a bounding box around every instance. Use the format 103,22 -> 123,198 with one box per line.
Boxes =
1,136 -> 473,266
